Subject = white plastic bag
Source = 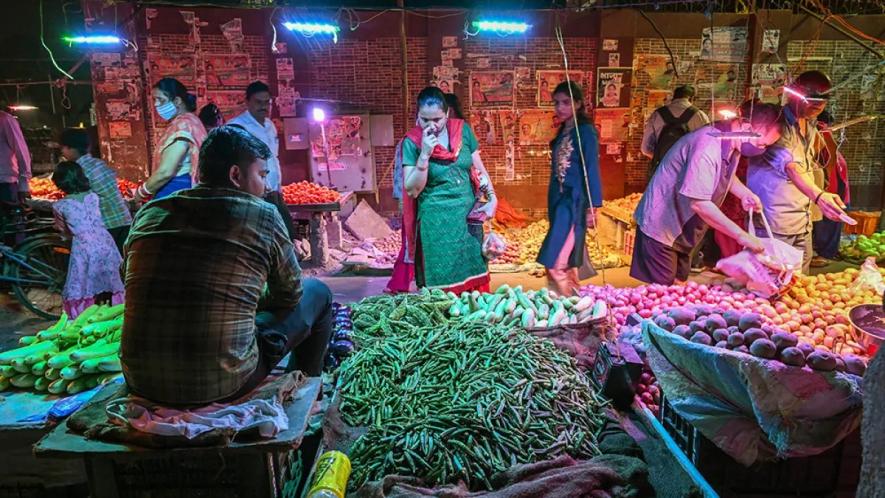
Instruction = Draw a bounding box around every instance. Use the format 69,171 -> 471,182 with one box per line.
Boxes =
482,230 -> 507,261
848,257 -> 885,295
715,209 -> 803,298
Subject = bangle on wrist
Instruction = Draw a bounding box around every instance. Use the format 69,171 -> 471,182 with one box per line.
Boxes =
138,184 -> 154,197
814,191 -> 824,205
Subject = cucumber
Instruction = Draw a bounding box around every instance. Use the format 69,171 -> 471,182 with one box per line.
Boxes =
81,354 -> 119,374
18,335 -> 38,346
11,358 -> 32,373
24,344 -> 58,365
34,376 -> 50,392
47,349 -> 77,369
81,317 -> 123,337
521,309 -> 536,329
60,365 -> 83,380
573,296 -> 594,313
66,378 -> 89,394
70,340 -> 119,363
448,303 -> 462,317
87,303 -> 124,324
0,376 -> 9,391
465,310 -> 487,321
0,341 -> 60,365
48,378 -> 69,395
44,367 -> 60,380
10,373 -> 38,388
31,361 -> 47,376
0,365 -> 14,377
495,284 -> 511,295
71,305 -> 103,328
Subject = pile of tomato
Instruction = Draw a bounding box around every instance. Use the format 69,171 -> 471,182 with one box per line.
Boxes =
117,179 -> 139,200
28,177 -> 65,200
281,181 -> 341,205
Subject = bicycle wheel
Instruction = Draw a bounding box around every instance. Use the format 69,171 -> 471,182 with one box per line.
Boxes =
3,234 -> 70,320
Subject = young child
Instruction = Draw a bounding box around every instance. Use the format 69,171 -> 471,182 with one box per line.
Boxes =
51,161 -> 124,318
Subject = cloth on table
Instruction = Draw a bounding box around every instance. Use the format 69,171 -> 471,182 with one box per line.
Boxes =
642,321 -> 863,466
67,372 -> 305,448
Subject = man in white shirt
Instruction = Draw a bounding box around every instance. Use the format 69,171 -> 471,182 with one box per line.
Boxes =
0,106 -> 32,208
640,85 -> 710,178
229,81 -> 295,238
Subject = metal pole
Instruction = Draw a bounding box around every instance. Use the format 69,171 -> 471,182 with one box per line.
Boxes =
399,0 -> 409,133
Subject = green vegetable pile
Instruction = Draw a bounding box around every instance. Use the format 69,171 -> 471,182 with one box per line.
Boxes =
840,231 -> 885,263
0,304 -> 124,394
339,293 -> 606,490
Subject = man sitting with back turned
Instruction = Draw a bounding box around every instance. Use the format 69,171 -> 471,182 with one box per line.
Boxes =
121,126 -> 333,405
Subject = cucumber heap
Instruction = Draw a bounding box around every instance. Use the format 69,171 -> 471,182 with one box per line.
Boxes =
0,304 -> 125,395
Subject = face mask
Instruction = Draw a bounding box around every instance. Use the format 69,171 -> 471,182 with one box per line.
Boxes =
740,142 -> 767,157
155,101 -> 177,121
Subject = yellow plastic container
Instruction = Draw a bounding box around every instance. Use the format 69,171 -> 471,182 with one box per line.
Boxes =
306,451 -> 351,498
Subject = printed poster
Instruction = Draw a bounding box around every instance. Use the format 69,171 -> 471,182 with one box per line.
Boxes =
108,121 -> 132,139
635,55 -> 676,90
470,111 -> 498,145
752,63 -> 787,86
504,140 -> 515,181
762,29 -> 780,54
433,79 -> 455,94
147,55 -> 197,87
603,39 -> 618,51
518,110 -> 557,145
645,90 -> 672,120
221,18 -> 244,52
476,58 -> 491,69
536,70 -> 584,107
594,108 -> 630,144
499,110 -> 517,144
277,88 -> 300,117
276,58 -> 294,80
597,67 -> 632,108
204,54 -> 251,89
311,116 -> 363,165
712,64 -> 739,98
470,71 -> 514,108
206,91 -> 244,119
105,100 -> 138,121
700,27 -> 748,62
92,53 -> 121,67
442,36 -> 458,48
608,53 -> 620,67
514,67 -> 531,89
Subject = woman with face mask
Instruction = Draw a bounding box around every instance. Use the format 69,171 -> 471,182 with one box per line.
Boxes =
134,78 -> 208,202
395,86 -> 493,293
536,82 -> 603,296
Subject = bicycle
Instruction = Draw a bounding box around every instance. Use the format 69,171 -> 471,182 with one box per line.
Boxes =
0,206 -> 70,320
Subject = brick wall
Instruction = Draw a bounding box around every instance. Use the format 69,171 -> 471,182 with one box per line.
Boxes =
785,40 -> 884,200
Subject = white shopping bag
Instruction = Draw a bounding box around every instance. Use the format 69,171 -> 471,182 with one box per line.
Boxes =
716,209 -> 803,298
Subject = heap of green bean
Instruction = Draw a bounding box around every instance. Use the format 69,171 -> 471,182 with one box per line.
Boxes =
338,318 -> 607,490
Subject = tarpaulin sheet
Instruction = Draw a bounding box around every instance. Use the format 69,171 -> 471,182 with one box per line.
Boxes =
642,320 -> 863,466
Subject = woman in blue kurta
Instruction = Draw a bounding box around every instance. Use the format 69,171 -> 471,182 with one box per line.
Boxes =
537,81 -> 603,296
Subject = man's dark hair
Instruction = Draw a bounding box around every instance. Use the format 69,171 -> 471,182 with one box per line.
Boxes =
673,85 -> 696,100
198,125 -> 271,187
59,128 -> 90,155
245,81 -> 271,100
739,100 -> 783,129
52,161 -> 91,195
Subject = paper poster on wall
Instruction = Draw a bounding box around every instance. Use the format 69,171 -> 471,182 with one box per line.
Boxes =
514,67 -> 531,89
108,121 -> 132,139
277,90 -> 300,117
499,110 -> 517,144
442,48 -> 462,61
206,91 -> 244,120
751,63 -> 787,86
644,90 -> 672,120
432,79 -> 455,93
105,100 -> 138,121
712,64 -> 739,98
603,39 -> 618,51
594,108 -> 630,144
476,58 -> 491,69
276,58 -> 294,80
433,65 -> 460,81
147,55 -> 197,87
700,27 -> 748,62
470,111 -> 498,145
608,53 -> 620,67
221,18 -> 244,52
470,71 -> 514,108
96,81 -> 124,94
635,55 -> 676,90
597,68 -> 632,108
518,110 -> 556,145
311,116 -> 363,163
504,140 -> 515,181
92,53 -> 121,67
442,36 -> 458,48
204,54 -> 251,89
536,70 -> 584,107
762,30 -> 780,54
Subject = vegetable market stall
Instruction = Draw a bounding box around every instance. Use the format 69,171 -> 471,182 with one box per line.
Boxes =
282,181 -> 355,266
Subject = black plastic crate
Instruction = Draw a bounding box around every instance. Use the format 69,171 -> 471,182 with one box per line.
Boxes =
658,396 -> 860,498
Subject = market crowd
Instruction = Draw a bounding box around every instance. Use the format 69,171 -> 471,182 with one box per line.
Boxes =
0,68 -> 853,407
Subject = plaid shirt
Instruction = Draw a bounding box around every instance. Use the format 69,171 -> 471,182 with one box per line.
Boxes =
121,186 -> 302,405
76,154 -> 132,230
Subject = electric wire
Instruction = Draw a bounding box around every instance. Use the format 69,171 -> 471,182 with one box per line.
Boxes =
39,0 -> 75,80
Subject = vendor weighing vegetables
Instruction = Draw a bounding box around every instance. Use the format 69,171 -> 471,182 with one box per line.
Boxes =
121,126 -> 334,405
631,102 -> 783,285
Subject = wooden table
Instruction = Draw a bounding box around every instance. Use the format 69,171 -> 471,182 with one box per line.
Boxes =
287,192 -> 355,266
34,377 -> 322,498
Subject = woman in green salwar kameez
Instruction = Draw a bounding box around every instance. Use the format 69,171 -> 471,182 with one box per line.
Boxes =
400,87 -> 496,293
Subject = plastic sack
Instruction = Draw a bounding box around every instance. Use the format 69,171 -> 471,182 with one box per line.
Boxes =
848,257 -> 885,295
482,230 -> 507,261
716,209 -> 803,298
642,320 -> 863,466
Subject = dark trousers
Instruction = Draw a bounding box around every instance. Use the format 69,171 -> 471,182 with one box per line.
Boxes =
222,278 -> 334,401
813,219 -> 842,259
265,191 -> 296,240
108,225 -> 131,256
